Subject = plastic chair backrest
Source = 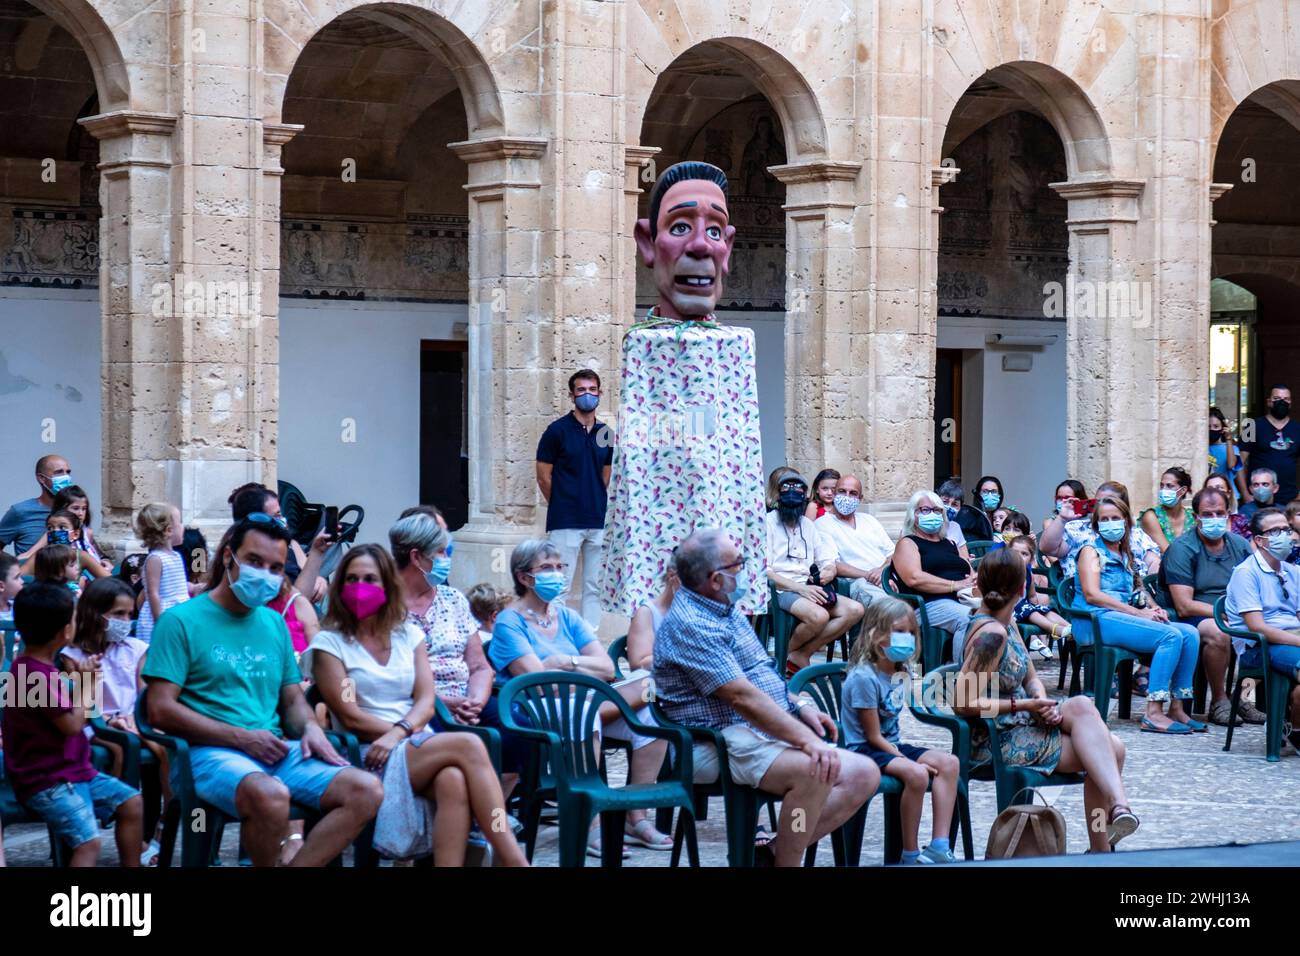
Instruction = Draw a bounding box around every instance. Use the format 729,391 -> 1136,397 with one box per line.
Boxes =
607,635 -> 629,681
498,673 -> 627,782
787,662 -> 846,732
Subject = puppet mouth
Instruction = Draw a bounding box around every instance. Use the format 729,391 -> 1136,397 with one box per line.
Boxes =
675,275 -> 714,288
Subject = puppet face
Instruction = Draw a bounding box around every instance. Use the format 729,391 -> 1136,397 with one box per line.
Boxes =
635,178 -> 736,319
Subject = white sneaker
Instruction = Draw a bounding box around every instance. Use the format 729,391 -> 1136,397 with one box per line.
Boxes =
1028,637 -> 1053,659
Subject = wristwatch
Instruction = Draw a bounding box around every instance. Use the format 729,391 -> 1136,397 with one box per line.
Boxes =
793,697 -> 813,712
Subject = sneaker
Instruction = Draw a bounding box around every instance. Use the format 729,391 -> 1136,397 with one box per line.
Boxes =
1237,700 -> 1268,725
1028,637 -> 1053,660
920,843 -> 957,864
898,853 -> 934,865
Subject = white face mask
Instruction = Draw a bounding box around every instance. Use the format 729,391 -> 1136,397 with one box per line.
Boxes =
104,617 -> 133,643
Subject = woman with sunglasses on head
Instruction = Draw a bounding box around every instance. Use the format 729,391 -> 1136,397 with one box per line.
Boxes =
892,490 -> 978,661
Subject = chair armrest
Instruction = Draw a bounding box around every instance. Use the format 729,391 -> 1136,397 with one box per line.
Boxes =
89,717 -> 143,788
907,705 -> 972,776
322,728 -> 362,768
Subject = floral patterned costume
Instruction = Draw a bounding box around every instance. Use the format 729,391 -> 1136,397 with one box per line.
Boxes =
600,317 -> 768,616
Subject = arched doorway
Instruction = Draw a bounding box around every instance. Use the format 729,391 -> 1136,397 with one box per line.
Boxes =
635,41 -> 794,476
1212,85 -> 1300,437
936,71 -> 1073,510
0,0 -> 107,514
277,9 -> 477,533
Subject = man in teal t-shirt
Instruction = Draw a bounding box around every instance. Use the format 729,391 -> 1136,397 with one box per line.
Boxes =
142,515 -> 381,866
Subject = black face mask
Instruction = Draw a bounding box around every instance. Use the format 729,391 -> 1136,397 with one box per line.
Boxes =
1272,400 -> 1291,419
778,488 -> 807,509
1209,429 -> 1222,443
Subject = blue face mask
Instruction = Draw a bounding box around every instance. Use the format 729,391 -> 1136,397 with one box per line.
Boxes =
531,570 -> 566,604
980,492 -> 1001,510
1097,519 -> 1126,543
1198,516 -> 1228,540
229,561 -> 283,608
945,506 -> 959,520
884,631 -> 915,663
1158,488 -> 1180,507
49,474 -> 73,494
917,512 -> 944,534
574,393 -> 599,413
1265,533 -> 1295,561
1252,486 -> 1274,504
425,555 -> 452,587
721,569 -> 748,607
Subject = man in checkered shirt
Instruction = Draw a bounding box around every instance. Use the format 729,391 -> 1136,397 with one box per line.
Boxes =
653,528 -> 880,866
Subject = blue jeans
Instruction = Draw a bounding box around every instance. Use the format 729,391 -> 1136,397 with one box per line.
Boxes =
1094,610 -> 1199,702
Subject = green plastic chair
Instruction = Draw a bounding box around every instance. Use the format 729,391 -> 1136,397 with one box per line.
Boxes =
764,583 -> 796,672
1213,597 -> 1295,762
927,664 -> 1086,813
1056,578 -> 1148,720
788,662 -> 974,865
607,635 -> 629,680
881,564 -> 950,673
498,672 -> 695,868
965,540 -> 998,566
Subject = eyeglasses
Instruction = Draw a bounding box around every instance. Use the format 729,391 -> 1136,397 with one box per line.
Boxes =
916,506 -> 944,516
714,559 -> 744,573
779,480 -> 807,492
530,562 -> 568,574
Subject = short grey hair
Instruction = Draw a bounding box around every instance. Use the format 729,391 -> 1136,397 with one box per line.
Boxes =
388,513 -> 448,569
674,528 -> 729,590
510,538 -> 563,596
936,478 -> 964,501
1250,467 -> 1278,485
902,489 -> 948,538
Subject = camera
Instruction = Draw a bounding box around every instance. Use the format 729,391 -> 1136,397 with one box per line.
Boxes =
808,563 -> 837,605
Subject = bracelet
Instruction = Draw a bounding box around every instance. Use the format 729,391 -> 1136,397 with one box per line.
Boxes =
394,719 -> 414,738
1009,697 -> 1016,714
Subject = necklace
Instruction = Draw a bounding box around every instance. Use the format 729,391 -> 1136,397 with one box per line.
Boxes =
523,605 -> 554,628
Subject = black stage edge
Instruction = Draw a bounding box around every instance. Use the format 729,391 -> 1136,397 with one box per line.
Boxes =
1,843 -> 1292,942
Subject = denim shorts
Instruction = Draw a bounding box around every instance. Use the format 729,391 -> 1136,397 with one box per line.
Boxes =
25,772 -> 139,850
184,740 -> 346,819
848,741 -> 930,770
1239,642 -> 1300,681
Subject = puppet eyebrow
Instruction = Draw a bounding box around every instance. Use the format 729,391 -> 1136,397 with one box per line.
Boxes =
665,201 -> 698,213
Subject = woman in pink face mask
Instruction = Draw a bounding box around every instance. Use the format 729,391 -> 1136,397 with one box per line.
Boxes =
305,544 -> 526,866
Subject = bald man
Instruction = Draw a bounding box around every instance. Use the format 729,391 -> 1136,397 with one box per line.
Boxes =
0,454 -> 73,555
814,474 -> 894,608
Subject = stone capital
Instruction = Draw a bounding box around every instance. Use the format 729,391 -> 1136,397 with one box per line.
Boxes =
450,136 -> 547,198
769,160 -> 862,215
264,123 -> 304,147
623,145 -> 660,197
78,111 -> 178,175
1050,178 -> 1145,229
78,110 -> 178,141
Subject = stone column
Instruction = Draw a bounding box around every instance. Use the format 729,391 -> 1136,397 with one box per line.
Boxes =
768,160 -> 862,482
447,136 -> 548,589
1050,178 -> 1146,498
79,110 -> 177,552
619,145 -> 659,334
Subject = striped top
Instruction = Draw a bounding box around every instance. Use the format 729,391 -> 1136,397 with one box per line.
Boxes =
135,548 -> 189,643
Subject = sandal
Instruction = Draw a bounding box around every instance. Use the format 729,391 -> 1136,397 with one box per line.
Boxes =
1132,671 -> 1149,697
753,826 -> 776,848
624,818 -> 673,850
1107,805 -> 1140,847
140,839 -> 161,867
586,835 -> 631,860
1140,717 -> 1192,734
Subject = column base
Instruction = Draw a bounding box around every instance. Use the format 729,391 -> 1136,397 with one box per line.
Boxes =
866,500 -> 910,540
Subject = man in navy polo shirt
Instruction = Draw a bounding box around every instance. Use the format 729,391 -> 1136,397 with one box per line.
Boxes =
1239,384 -> 1300,505
536,369 -> 614,629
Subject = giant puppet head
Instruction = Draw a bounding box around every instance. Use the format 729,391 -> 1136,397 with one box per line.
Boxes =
633,161 -> 737,320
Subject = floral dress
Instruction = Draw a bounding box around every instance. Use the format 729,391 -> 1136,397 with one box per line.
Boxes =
1141,505 -> 1193,544
600,320 -> 768,616
966,615 -> 1062,774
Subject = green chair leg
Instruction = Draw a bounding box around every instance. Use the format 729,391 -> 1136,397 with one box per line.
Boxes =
1265,673 -> 1291,763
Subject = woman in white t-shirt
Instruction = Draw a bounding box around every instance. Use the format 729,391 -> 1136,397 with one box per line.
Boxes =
307,545 -> 527,867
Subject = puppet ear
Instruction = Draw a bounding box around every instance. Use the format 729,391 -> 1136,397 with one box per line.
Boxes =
719,223 -> 737,276
633,218 -> 655,267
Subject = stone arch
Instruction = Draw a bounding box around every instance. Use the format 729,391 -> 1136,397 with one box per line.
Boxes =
1210,3 -> 1300,153
938,61 -> 1112,179
262,0 -> 506,136
28,0 -> 130,110
627,34 -> 828,161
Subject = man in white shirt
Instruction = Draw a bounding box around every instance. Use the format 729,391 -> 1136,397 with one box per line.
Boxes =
814,474 -> 894,608
766,472 -> 864,673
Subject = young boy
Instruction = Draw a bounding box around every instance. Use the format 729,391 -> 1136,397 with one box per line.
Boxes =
1,582 -> 144,866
